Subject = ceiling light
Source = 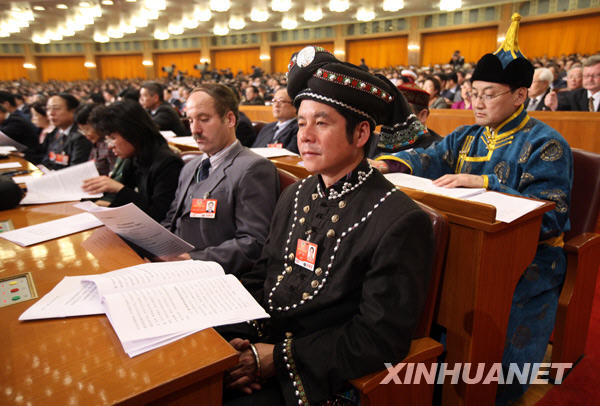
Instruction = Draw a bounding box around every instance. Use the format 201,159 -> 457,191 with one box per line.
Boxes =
228,15 -> 245,30
84,61 -> 96,68
47,30 -> 63,41
281,16 -> 297,29
153,29 -> 169,40
407,44 -> 420,51
140,8 -> 159,20
121,21 -> 136,34
210,0 -> 231,12
60,26 -> 76,37
23,63 -> 37,69
272,0 -> 292,12
101,0 -> 114,5
303,6 -> 323,22
56,4 -> 68,10
142,60 -> 154,66
126,0 -> 136,2
182,16 -> 199,29
250,8 -> 269,22
200,57 -> 210,63
383,0 -> 404,12
329,0 -> 349,12
194,7 -> 212,21
439,0 -> 462,11
132,14 -> 149,27
145,0 -> 166,11
93,31 -> 109,42
79,1 -> 91,6
334,49 -> 345,55
259,54 -> 271,61
33,6 -> 45,11
356,7 -> 375,21
168,22 -> 184,35
213,23 -> 229,35
32,34 -> 49,43
107,26 -> 124,38
0,30 -> 10,38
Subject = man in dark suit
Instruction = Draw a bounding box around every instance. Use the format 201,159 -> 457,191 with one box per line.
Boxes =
0,91 -> 38,152
39,93 -> 92,170
139,81 -> 189,137
160,84 -> 279,276
251,88 -> 299,153
525,67 -> 552,111
545,55 -> 600,112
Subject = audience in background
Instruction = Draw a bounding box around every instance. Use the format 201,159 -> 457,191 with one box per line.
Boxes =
451,80 -> 473,110
74,103 -> 117,176
38,93 -> 92,170
0,91 -> 39,154
423,76 -> 450,109
29,101 -> 53,144
139,81 -> 189,137
546,54 -> 600,111
525,67 -> 553,111
252,88 -> 299,153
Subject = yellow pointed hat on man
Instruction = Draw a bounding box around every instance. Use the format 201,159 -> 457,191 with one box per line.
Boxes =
471,13 -> 534,88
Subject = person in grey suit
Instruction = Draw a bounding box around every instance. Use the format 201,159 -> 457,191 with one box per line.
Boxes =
251,88 -> 299,153
160,84 -> 280,277
545,55 -> 600,112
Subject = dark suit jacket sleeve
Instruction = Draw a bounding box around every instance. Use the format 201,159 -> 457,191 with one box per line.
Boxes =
68,132 -> 93,165
189,158 -> 279,275
273,207 -> 434,404
282,121 -> 299,154
153,104 -> 189,137
557,88 -> 587,111
112,155 -> 183,222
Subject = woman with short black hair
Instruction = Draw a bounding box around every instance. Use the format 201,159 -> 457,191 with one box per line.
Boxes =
81,100 -> 183,222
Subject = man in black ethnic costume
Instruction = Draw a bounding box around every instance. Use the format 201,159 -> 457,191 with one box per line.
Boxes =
220,46 -> 435,405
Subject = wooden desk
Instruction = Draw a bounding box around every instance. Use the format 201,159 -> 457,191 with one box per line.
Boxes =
0,154 -> 43,178
0,202 -> 237,405
263,159 -> 553,405
428,109 -> 600,154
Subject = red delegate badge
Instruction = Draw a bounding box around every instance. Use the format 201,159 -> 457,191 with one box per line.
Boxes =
295,239 -> 318,271
190,198 -> 218,218
267,143 -> 283,148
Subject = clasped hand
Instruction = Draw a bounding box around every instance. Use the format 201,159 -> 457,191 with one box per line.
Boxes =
225,339 -> 275,395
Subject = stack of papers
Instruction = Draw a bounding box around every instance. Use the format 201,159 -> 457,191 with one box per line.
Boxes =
20,161 -> 102,204
384,173 -> 546,223
0,162 -> 21,170
250,148 -> 299,159
20,261 -> 269,357
384,172 -> 485,199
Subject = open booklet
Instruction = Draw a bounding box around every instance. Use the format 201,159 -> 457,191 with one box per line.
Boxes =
20,161 -> 102,204
19,260 -> 269,357
384,172 -> 546,223
250,147 -> 299,159
75,201 -> 194,258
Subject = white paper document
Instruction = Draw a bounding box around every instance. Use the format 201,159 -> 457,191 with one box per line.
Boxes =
75,201 -> 194,257
20,261 -> 269,357
250,147 -> 299,158
384,172 -> 485,199
19,276 -> 104,320
0,162 -> 21,169
0,145 -> 18,154
0,212 -> 103,246
465,191 -> 546,223
168,136 -> 198,148
20,161 -> 103,204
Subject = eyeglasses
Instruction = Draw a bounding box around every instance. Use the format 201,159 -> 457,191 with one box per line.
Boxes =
272,99 -> 292,105
471,89 -> 513,103
583,73 -> 600,80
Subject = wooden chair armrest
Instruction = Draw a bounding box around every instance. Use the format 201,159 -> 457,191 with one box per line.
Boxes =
564,232 -> 600,254
349,337 -> 443,394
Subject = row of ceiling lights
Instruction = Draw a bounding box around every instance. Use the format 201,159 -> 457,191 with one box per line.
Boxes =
1,0 -> 463,43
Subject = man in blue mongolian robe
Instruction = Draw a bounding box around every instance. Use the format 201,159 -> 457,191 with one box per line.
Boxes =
372,14 -> 573,404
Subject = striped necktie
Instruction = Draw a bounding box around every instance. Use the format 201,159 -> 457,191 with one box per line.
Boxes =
589,97 -> 595,112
